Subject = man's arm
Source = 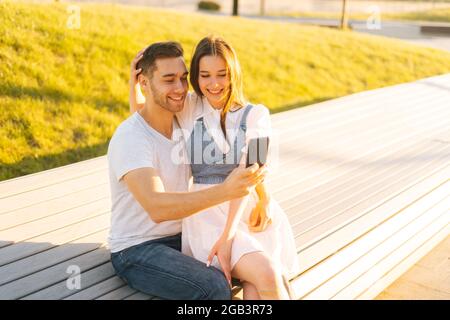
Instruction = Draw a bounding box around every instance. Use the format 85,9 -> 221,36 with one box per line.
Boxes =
123,165 -> 265,223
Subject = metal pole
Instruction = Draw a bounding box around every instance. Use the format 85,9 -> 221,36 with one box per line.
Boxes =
340,0 -> 349,30
233,0 -> 239,16
260,0 -> 265,16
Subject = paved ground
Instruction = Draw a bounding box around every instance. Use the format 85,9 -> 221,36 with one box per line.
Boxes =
66,0 -> 450,52
376,235 -> 449,300
241,15 -> 450,52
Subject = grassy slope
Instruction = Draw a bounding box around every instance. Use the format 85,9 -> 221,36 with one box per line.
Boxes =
1,2 -> 450,180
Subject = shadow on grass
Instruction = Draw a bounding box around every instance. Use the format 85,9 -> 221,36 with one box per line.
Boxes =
0,84 -> 128,113
0,141 -> 109,181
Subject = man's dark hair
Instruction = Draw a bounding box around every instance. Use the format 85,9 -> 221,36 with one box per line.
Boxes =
137,41 -> 184,78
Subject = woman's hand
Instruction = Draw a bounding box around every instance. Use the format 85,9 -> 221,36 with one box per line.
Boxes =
207,235 -> 234,288
129,49 -> 146,113
248,198 -> 272,232
130,48 -> 145,87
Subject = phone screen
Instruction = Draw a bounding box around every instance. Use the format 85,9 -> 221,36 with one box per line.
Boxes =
246,137 -> 269,168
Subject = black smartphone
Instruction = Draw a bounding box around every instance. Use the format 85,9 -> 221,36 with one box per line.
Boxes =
246,137 -> 270,168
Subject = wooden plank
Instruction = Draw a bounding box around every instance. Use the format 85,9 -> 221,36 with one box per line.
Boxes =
274,85 -> 449,147
0,213 -> 109,266
0,229 -> 108,286
21,262 -> 115,300
273,89 -> 450,170
0,170 -> 109,214
0,156 -> 107,198
293,147 -> 450,249
278,133 -> 447,217
269,106 -> 450,197
290,180 -> 449,298
292,164 -> 450,275
278,136 -> 445,216
64,276 -> 125,300
341,218 -> 449,299
303,194 -> 449,299
370,232 -> 449,300
124,292 -> 154,300
0,246 -> 111,299
96,285 -> 137,300
272,74 -> 441,129
271,73 -> 450,127
0,199 -> 110,247
289,141 -> 450,238
0,184 -> 110,231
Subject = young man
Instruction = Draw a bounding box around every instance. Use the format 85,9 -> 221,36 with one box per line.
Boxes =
107,41 -> 264,300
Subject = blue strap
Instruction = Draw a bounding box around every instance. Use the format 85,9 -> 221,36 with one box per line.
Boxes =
239,104 -> 254,132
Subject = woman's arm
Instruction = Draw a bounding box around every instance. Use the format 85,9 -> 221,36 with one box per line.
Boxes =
129,49 -> 146,113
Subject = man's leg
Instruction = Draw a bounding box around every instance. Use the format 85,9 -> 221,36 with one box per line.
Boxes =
111,234 -> 231,300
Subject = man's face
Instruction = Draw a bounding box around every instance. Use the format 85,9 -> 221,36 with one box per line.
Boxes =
141,56 -> 189,113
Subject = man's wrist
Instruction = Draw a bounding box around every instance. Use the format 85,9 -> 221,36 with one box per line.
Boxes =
216,182 -> 232,202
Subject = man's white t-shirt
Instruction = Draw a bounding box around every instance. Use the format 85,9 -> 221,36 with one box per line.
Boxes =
107,112 -> 190,253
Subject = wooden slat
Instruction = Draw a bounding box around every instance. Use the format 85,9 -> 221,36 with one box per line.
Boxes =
21,263 -> 115,300
96,285 -> 138,300
269,100 -> 450,193
278,135 -> 446,215
373,236 -> 450,300
274,84 -> 449,146
0,200 -> 110,248
64,276 -> 125,300
303,193 -> 450,299
0,246 -> 111,299
291,180 -> 449,298
271,72 -> 450,127
335,216 -> 449,299
289,142 -> 450,239
0,229 -> 108,286
272,76 -> 425,129
0,213 -> 109,267
0,156 -> 107,199
293,164 -> 450,275
124,292 -> 154,300
1,184 -> 110,230
293,149 -> 449,250
0,170 -> 109,214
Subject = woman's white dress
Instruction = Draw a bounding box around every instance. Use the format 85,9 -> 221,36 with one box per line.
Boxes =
176,93 -> 300,279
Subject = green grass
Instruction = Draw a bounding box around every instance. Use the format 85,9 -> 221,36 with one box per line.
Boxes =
1,2 -> 450,181
270,8 -> 450,23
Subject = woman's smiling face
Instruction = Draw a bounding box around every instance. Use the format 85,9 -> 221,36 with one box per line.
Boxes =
198,55 -> 230,109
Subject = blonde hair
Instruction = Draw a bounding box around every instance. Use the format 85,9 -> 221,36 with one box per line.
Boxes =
190,35 -> 246,135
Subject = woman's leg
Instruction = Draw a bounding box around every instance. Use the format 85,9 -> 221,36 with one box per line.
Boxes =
242,281 -> 261,300
232,252 -> 289,300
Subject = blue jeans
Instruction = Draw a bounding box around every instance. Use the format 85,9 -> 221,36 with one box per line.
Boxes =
110,233 -> 232,300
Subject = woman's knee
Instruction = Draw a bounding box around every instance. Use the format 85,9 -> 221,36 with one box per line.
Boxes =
252,258 -> 279,290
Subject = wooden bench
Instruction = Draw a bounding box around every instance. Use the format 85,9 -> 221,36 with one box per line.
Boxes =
1,74 -> 449,300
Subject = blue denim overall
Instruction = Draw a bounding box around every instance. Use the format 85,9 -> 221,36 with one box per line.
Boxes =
187,104 -> 254,184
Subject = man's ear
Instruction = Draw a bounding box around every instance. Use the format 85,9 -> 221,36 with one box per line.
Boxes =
138,73 -> 148,88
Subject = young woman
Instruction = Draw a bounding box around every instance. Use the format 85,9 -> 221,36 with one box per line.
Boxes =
130,36 -> 299,299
